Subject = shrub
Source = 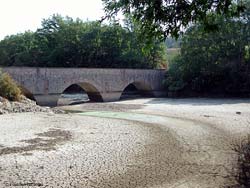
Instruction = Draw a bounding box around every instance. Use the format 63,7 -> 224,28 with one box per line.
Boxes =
0,70 -> 21,101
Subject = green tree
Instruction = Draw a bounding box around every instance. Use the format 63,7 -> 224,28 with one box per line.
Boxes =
102,0 -> 246,39
165,4 -> 250,96
0,15 -> 166,69
0,32 -> 38,66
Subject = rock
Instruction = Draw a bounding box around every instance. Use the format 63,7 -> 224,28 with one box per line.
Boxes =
236,111 -> 242,115
3,100 -> 11,107
52,108 -> 66,114
0,96 -> 64,115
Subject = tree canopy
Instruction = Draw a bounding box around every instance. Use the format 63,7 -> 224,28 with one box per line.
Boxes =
0,15 -> 166,68
165,2 -> 250,96
102,0 -> 246,38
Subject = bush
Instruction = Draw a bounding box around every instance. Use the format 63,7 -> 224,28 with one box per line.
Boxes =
0,70 -> 21,101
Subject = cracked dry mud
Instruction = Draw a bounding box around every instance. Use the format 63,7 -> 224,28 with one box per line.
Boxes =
0,129 -> 72,156
0,98 -> 250,187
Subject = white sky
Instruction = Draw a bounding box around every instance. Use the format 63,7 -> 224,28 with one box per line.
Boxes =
0,0 -> 105,40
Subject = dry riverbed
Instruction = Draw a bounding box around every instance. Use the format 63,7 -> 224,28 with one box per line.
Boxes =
0,98 -> 250,187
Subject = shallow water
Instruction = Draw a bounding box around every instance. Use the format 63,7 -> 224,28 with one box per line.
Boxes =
58,93 -> 89,105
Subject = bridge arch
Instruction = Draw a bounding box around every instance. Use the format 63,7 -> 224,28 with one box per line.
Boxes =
58,82 -> 103,105
120,81 -> 155,100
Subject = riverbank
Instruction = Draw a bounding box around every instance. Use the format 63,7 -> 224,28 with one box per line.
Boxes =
0,96 -> 63,114
0,98 -> 250,187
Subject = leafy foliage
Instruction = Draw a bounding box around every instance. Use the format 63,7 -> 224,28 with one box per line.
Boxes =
0,15 -> 166,69
165,3 -> 250,96
0,70 -> 21,101
102,0 -> 246,39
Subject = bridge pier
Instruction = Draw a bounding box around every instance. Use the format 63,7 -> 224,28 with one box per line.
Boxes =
100,92 -> 122,102
34,94 -> 60,107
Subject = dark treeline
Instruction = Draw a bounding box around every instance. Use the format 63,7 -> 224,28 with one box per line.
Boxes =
165,1 -> 250,97
0,15 -> 166,69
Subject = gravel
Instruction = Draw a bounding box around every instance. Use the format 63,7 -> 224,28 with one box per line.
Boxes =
0,96 -> 64,114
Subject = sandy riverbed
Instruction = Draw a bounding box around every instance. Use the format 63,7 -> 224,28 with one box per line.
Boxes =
0,98 -> 250,187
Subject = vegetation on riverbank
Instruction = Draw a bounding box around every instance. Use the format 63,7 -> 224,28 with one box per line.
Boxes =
0,70 -> 21,101
165,1 -> 250,97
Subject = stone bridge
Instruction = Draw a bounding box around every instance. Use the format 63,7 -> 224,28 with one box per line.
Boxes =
3,67 -> 166,106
